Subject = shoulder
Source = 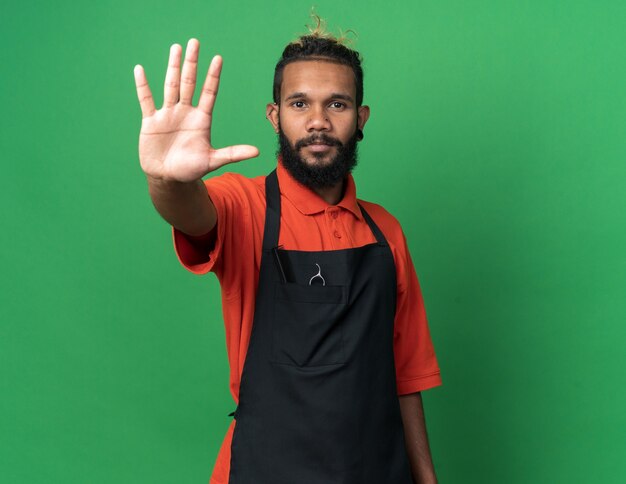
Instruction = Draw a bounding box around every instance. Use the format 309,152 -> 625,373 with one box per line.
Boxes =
203,171 -> 266,207
204,171 -> 265,192
358,199 -> 405,242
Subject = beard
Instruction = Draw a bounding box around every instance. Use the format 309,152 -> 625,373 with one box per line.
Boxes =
278,127 -> 359,190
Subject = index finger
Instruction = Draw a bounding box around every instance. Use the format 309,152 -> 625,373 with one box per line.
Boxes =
197,55 -> 222,115
134,65 -> 156,118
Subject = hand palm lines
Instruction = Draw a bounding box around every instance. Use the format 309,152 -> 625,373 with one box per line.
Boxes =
140,108 -> 212,175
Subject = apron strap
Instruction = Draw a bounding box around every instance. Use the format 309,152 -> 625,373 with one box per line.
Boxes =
358,203 -> 389,247
263,169 -> 281,251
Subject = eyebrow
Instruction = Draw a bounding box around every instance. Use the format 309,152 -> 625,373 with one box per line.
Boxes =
284,92 -> 354,103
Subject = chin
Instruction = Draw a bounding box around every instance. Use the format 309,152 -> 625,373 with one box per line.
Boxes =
300,151 -> 335,165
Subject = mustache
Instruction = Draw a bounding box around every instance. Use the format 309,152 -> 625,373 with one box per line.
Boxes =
294,134 -> 342,151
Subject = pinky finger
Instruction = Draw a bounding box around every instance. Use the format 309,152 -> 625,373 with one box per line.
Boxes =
134,65 -> 156,118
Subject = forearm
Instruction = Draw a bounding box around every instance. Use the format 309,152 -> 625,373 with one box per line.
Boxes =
399,392 -> 437,484
146,175 -> 216,236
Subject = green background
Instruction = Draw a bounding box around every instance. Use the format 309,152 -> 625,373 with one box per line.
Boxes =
1,0 -> 625,482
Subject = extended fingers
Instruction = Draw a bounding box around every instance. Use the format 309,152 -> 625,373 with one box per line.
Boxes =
163,44 -> 182,107
134,65 -> 155,117
179,38 -> 199,105
198,55 -> 222,115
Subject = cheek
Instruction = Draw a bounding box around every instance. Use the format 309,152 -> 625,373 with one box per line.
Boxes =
278,114 -> 303,138
336,118 -> 358,139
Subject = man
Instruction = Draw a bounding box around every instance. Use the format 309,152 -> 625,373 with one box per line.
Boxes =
134,25 -> 442,484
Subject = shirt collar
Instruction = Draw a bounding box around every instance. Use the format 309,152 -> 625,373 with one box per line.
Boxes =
276,159 -> 364,221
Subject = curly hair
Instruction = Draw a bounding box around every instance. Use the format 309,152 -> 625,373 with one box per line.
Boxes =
273,15 -> 364,106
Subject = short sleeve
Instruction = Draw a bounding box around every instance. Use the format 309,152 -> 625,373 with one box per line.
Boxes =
392,231 -> 442,395
172,173 -> 253,276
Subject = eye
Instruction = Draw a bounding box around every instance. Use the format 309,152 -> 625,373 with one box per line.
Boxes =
291,101 -> 306,109
329,101 -> 346,109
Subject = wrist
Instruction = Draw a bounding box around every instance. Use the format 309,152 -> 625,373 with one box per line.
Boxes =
145,174 -> 204,192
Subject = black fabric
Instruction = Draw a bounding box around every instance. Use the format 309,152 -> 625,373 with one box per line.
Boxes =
228,169 -> 412,483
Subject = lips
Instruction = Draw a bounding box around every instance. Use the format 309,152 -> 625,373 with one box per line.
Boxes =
306,143 -> 333,152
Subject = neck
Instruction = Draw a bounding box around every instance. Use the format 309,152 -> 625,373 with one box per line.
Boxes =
314,179 -> 345,205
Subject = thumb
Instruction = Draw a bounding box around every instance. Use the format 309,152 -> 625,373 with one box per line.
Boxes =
209,145 -> 260,170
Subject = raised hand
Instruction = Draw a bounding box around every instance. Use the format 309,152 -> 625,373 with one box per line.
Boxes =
134,39 -> 259,183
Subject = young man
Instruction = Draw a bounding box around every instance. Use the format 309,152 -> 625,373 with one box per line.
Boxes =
134,27 -> 442,484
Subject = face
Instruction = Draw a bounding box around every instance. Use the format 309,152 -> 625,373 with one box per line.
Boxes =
267,60 -> 370,189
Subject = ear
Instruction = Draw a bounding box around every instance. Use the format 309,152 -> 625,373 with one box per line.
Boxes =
357,105 -> 370,130
266,103 -> 280,133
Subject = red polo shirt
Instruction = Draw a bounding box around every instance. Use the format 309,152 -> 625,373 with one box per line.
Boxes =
173,161 -> 442,484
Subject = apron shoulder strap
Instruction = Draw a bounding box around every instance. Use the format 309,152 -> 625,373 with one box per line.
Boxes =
358,203 -> 390,247
263,169 -> 281,251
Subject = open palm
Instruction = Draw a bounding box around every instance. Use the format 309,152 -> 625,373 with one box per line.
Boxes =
134,39 -> 259,182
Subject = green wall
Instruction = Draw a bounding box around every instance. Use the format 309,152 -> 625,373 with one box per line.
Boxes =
1,1 -> 625,482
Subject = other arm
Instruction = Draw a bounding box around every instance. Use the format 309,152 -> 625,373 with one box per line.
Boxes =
399,392 -> 438,484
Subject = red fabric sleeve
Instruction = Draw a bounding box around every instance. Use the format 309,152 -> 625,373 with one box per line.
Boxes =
392,230 -> 442,395
172,174 -> 240,275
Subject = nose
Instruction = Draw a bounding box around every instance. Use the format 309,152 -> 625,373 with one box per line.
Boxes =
306,105 -> 331,132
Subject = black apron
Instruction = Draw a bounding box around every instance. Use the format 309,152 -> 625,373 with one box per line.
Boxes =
228,170 -> 413,484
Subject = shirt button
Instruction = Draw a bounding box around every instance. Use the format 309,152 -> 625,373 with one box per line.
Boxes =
331,211 -> 339,219
333,230 -> 342,239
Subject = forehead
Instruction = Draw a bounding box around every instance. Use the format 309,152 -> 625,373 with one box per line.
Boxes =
281,60 -> 356,99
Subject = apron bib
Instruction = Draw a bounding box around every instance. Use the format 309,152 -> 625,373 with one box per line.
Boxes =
228,170 -> 412,484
